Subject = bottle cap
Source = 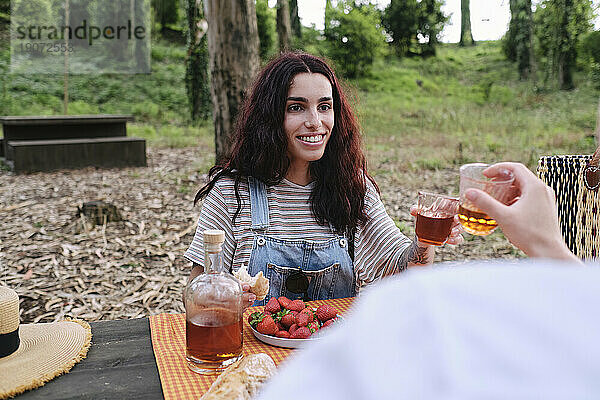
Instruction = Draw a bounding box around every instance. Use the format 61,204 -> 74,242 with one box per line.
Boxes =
203,229 -> 225,244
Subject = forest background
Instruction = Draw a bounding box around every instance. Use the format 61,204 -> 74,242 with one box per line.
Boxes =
0,0 -> 599,323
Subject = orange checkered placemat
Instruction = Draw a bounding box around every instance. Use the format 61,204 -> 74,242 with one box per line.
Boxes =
149,297 -> 354,400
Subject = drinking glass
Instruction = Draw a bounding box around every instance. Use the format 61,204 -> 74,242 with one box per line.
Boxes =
415,191 -> 459,246
458,163 -> 515,236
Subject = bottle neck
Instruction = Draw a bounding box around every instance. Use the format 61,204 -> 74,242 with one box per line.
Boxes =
204,243 -> 224,274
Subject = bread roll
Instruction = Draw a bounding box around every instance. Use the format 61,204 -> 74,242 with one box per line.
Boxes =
233,265 -> 269,301
200,353 -> 276,400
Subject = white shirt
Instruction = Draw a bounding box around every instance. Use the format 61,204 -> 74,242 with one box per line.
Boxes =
258,260 -> 600,400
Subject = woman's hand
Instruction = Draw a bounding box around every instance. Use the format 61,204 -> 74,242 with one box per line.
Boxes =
241,283 -> 257,311
409,205 -> 464,246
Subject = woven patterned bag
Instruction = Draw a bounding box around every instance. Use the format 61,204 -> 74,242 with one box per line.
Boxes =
537,146 -> 600,260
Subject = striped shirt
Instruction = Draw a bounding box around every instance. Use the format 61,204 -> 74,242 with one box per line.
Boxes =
184,176 -> 413,293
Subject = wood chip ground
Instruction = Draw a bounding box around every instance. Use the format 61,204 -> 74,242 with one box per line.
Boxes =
0,147 -> 522,323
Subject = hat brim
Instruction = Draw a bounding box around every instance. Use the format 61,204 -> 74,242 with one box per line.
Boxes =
0,319 -> 92,399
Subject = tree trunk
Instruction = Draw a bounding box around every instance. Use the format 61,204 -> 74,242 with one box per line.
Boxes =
64,0 -> 69,115
596,97 -> 600,147
513,0 -> 535,80
526,0 -> 536,82
186,0 -> 210,121
557,0 -> 575,90
459,0 -> 474,46
289,0 -> 301,38
205,0 -> 260,162
276,0 -> 292,51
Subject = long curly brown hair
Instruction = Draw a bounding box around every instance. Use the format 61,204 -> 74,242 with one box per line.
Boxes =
195,52 -> 378,235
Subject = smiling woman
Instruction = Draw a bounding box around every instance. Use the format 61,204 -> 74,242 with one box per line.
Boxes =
184,52 -> 463,307
284,73 -> 334,185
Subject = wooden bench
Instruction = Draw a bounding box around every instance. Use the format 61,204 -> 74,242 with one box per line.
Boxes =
0,115 -> 146,173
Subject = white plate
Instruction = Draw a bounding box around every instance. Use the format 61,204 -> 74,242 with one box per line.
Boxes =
249,315 -> 343,349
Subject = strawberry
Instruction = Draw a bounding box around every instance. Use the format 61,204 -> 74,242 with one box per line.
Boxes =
299,308 -> 314,322
280,313 -> 295,329
287,299 -> 305,312
315,304 -> 338,322
255,315 -> 278,336
321,318 -> 337,329
295,312 -> 310,327
308,321 -> 320,333
248,311 -> 264,327
289,324 -> 299,335
275,321 -> 284,331
275,330 -> 291,338
290,326 -> 311,339
264,297 -> 281,313
278,296 -> 292,309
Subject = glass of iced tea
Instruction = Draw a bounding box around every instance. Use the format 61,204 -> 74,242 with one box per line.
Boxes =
458,163 -> 515,236
415,191 -> 459,246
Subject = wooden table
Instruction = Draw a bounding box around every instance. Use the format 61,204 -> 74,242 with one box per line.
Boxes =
16,298 -> 354,399
17,318 -> 164,400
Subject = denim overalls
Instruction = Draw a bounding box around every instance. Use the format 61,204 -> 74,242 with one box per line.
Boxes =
246,177 -> 356,306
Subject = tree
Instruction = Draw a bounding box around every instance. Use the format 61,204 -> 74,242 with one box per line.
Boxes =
134,0 -> 151,73
383,0 -> 446,57
256,0 -> 276,60
276,0 -> 292,51
153,0 -> 178,34
205,0 -> 260,161
418,0 -> 447,56
324,1 -> 386,78
459,0 -> 475,46
504,0 -> 535,80
289,0 -> 301,39
185,0 -> 210,122
534,0 -> 594,89
382,0 -> 419,57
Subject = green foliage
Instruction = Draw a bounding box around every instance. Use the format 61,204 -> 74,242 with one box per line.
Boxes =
591,62 -> 600,89
289,0 -> 302,38
503,0 -> 534,79
0,0 -> 9,15
185,0 -> 210,122
534,0 -> 595,89
382,0 -> 447,57
353,42 -> 596,172
418,0 -> 447,57
11,0 -> 55,27
580,30 -> 600,63
153,0 -> 178,30
382,0 -> 419,56
323,1 -> 386,78
256,0 -> 277,60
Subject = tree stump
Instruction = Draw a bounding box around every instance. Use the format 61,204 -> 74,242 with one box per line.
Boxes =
77,201 -> 122,225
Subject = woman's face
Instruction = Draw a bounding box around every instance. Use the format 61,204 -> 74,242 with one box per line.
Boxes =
284,72 -> 334,168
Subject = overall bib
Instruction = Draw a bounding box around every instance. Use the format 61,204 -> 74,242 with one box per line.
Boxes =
246,177 -> 356,306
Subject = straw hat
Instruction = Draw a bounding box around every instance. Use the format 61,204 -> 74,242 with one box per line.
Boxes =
0,286 -> 92,399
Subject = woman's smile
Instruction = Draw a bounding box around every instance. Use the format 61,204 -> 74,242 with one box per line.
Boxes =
296,133 -> 326,144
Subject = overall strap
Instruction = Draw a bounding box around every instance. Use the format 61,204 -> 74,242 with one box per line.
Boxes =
248,176 -> 270,230
330,222 -> 355,263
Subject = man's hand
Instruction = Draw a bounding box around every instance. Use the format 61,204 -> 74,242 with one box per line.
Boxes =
464,162 -> 580,263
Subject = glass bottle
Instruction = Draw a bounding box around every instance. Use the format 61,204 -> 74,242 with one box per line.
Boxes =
184,229 -> 243,374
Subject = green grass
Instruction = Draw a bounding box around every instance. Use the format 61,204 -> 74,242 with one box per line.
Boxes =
0,39 -> 598,171
353,42 -> 599,171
